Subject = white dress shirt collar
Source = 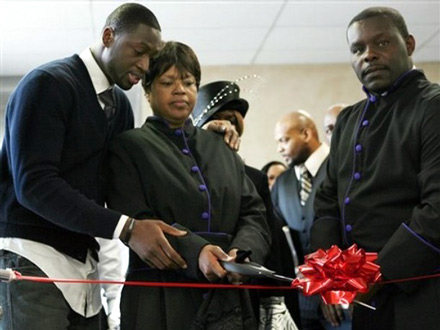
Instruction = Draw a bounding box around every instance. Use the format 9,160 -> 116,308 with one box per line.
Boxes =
295,143 -> 330,179
79,48 -> 112,95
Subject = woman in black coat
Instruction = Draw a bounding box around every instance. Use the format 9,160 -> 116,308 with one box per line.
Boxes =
105,41 -> 270,330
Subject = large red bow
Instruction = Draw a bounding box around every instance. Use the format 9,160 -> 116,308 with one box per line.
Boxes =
291,244 -> 382,304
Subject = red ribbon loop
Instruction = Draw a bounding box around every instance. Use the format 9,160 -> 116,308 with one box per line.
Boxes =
291,244 -> 382,304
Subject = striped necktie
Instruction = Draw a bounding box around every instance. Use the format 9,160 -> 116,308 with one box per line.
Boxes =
99,88 -> 115,119
299,164 -> 312,206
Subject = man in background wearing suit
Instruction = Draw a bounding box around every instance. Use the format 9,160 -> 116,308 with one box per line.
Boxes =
272,110 -> 350,330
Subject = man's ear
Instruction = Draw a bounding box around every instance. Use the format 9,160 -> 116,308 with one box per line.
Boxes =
102,27 -> 115,47
302,127 -> 312,142
405,34 -> 416,56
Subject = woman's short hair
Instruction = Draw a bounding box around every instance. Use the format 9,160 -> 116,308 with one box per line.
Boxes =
143,41 -> 201,92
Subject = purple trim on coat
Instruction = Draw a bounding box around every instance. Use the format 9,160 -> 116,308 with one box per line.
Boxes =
180,128 -> 213,232
341,100 -> 370,246
402,223 -> 440,255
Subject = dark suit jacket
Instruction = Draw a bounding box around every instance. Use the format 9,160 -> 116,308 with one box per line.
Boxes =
271,161 -> 328,322
272,162 -> 328,262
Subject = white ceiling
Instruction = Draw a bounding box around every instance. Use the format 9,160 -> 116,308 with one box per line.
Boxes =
0,0 -> 439,76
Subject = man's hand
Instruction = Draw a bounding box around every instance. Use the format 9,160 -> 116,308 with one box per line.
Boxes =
354,283 -> 382,308
198,244 -> 232,282
202,120 -> 240,151
320,302 -> 349,327
125,219 -> 187,270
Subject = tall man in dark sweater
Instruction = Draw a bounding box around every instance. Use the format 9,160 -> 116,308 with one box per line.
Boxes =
0,3 -> 189,329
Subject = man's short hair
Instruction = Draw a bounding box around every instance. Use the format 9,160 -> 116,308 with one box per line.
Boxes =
348,7 -> 409,39
104,3 -> 161,34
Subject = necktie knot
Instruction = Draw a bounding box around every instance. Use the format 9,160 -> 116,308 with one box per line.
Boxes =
99,88 -> 115,119
299,164 -> 312,206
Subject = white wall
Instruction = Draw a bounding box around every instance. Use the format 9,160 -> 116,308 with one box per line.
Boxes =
1,62 -> 439,169
133,61 -> 440,170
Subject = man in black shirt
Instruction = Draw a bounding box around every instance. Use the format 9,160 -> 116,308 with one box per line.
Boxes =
311,7 -> 440,330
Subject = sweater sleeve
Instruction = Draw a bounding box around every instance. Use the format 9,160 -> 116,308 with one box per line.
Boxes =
7,70 -> 121,238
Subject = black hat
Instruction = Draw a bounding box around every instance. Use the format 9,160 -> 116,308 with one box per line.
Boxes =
192,80 -> 249,127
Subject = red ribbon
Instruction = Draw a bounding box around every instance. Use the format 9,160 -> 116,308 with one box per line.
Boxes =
9,271 -> 293,290
291,244 -> 382,304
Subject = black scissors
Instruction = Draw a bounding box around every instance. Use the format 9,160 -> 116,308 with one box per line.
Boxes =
221,260 -> 294,283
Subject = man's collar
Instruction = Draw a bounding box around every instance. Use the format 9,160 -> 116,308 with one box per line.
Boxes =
79,48 -> 112,95
362,68 -> 420,102
295,143 -> 329,178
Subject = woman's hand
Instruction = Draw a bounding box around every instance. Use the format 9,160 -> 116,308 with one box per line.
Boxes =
198,244 -> 232,282
226,248 -> 250,285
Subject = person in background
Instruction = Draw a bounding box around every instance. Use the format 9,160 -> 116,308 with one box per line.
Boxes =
192,80 -> 299,330
0,4 -> 188,329
105,41 -> 270,330
321,102 -> 353,330
322,104 -> 346,144
272,110 -> 350,330
261,161 -> 288,190
311,7 -> 440,330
